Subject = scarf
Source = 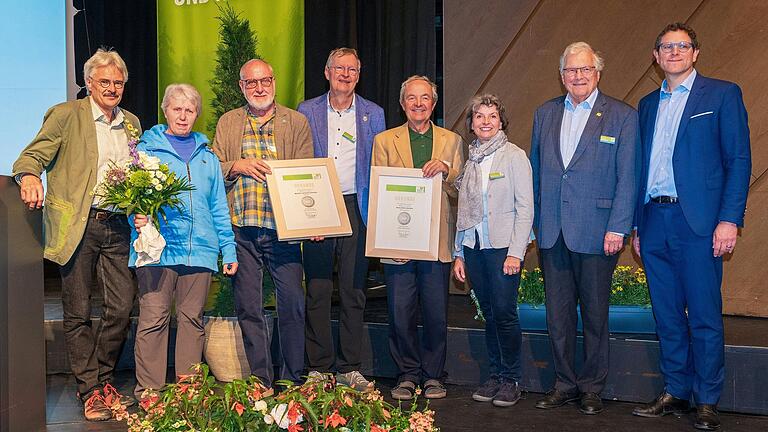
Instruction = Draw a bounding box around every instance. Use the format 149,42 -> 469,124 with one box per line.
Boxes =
456,130 -> 507,231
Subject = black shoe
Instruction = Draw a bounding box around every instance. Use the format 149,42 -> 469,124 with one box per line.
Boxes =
694,404 -> 721,430
632,391 -> 690,418
492,381 -> 521,407
579,392 -> 603,415
535,389 -> 580,409
472,377 -> 502,402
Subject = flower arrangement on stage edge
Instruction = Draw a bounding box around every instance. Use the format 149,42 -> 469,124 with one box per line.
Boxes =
117,363 -> 439,432
471,266 -> 651,322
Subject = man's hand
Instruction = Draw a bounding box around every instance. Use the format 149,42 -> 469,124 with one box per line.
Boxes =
603,232 -> 624,255
134,214 -> 149,233
452,258 -> 466,282
223,262 -> 239,276
308,236 -> 325,242
422,159 -> 448,179
503,256 -> 521,275
712,221 -> 738,257
392,258 -> 410,264
231,158 -> 272,182
19,174 -> 44,210
632,233 -> 640,256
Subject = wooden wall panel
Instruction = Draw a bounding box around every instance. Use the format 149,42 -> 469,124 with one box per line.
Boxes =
444,0 -> 768,317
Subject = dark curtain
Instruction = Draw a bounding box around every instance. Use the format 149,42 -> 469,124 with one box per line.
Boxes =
305,0 -> 437,128
73,0 -> 158,129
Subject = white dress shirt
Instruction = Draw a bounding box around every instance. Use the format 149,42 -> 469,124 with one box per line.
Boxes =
91,97 -> 129,208
327,94 -> 357,194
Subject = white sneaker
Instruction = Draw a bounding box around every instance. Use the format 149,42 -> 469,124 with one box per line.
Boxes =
336,371 -> 374,392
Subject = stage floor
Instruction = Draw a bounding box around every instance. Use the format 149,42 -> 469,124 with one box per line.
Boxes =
46,370 -> 768,432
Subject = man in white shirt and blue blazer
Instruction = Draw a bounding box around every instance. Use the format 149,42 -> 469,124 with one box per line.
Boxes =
297,48 -> 386,391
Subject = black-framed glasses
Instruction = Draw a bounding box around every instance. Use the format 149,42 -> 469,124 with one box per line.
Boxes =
89,76 -> 125,89
328,65 -> 360,76
240,77 -> 274,89
562,66 -> 596,78
657,41 -> 695,53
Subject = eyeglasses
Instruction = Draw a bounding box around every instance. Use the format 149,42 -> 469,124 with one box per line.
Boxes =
329,65 -> 360,76
240,77 -> 274,89
657,41 -> 695,53
89,77 -> 125,89
562,66 -> 596,78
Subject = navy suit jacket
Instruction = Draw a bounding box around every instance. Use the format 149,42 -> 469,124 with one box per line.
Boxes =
297,93 -> 386,224
531,91 -> 640,254
636,74 -> 751,237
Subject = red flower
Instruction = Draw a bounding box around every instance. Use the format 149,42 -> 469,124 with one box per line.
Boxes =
324,410 -> 348,428
288,424 -> 304,432
232,401 -> 245,416
287,401 -> 301,423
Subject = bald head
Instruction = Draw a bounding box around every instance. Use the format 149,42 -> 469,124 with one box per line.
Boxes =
239,59 -> 276,112
239,59 -> 273,80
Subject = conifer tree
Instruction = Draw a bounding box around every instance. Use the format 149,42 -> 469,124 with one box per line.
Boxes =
207,3 -> 259,136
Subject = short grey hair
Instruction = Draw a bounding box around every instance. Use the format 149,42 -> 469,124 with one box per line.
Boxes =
558,42 -> 605,73
399,75 -> 438,105
239,59 -> 274,79
465,94 -> 509,133
161,83 -> 202,116
83,48 -> 129,84
325,47 -> 361,69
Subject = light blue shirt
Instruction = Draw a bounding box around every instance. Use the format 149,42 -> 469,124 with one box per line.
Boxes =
646,69 -> 698,201
560,89 -> 599,168
454,152 -> 495,259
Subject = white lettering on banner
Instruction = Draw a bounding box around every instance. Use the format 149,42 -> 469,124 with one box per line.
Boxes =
175,0 -> 223,6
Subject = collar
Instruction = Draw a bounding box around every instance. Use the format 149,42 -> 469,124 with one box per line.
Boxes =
660,69 -> 697,99
89,96 -> 123,125
246,105 -> 276,123
327,93 -> 356,114
408,122 -> 433,138
564,88 -> 599,111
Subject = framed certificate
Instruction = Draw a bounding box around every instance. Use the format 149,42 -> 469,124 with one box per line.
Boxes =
365,166 -> 441,261
265,158 -> 352,241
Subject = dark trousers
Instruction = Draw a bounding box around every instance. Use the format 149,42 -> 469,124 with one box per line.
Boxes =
464,246 -> 522,383
60,210 -> 135,398
232,226 -> 304,387
540,233 -> 618,395
303,194 -> 368,373
384,260 -> 450,384
640,202 -> 724,404
134,266 -> 211,399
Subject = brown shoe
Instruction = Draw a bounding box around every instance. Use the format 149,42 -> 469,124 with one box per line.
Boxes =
102,382 -> 136,408
83,390 -> 112,421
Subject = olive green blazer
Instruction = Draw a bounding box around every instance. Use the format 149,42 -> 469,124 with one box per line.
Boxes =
12,96 -> 141,265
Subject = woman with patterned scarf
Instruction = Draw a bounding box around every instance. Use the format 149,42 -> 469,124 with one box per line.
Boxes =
452,94 -> 534,408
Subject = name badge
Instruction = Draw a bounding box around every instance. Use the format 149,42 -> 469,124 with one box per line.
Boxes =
489,171 -> 505,180
599,135 -> 616,144
342,132 -> 356,143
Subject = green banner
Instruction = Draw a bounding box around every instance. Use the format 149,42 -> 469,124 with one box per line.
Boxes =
157,0 -> 304,136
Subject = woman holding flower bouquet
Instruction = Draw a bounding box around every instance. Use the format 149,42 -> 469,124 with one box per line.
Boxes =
129,83 -> 238,401
452,94 -> 534,407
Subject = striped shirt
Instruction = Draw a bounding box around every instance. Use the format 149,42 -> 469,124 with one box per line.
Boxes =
230,108 -> 277,228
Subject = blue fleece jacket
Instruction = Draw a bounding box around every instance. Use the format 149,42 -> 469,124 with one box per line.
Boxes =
128,124 -> 237,271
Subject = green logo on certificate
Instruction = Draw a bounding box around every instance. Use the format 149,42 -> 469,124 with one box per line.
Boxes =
386,185 -> 425,193
283,173 -> 315,181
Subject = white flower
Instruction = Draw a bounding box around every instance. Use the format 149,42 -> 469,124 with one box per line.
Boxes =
264,404 -> 290,428
253,400 -> 268,413
152,177 -> 160,185
138,152 -> 161,170
154,184 -> 163,191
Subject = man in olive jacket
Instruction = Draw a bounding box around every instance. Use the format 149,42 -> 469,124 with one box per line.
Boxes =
13,49 -> 140,421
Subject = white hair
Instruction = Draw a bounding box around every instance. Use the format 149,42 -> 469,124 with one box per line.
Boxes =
559,42 -> 605,73
83,48 -> 128,84
399,75 -> 438,105
161,83 -> 202,116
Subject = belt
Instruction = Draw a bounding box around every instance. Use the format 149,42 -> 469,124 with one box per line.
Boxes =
89,208 -> 119,221
650,195 -> 678,204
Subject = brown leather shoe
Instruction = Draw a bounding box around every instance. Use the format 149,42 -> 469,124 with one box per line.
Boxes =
694,404 -> 721,430
535,389 -> 580,409
102,382 -> 136,408
632,391 -> 690,418
83,390 -> 112,421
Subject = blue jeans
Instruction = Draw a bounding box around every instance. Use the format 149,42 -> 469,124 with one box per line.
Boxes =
232,226 -> 304,387
464,246 -> 522,382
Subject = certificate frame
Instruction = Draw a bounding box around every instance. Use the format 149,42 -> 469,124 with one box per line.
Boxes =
365,166 -> 441,261
265,158 -> 352,241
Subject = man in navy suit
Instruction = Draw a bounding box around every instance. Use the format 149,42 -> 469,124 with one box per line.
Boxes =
297,47 -> 386,391
632,23 -> 751,431
530,42 -> 639,415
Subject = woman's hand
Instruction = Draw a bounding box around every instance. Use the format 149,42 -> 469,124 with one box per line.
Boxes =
134,214 -> 149,233
503,256 -> 521,275
223,262 -> 239,276
452,257 -> 466,282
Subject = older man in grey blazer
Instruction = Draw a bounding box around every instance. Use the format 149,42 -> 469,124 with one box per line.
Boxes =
530,42 -> 639,415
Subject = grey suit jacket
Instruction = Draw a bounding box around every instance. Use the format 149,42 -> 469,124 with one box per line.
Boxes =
454,142 -> 534,259
530,91 -> 640,255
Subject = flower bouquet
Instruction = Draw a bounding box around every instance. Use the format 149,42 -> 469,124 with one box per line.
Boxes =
96,129 -> 193,266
